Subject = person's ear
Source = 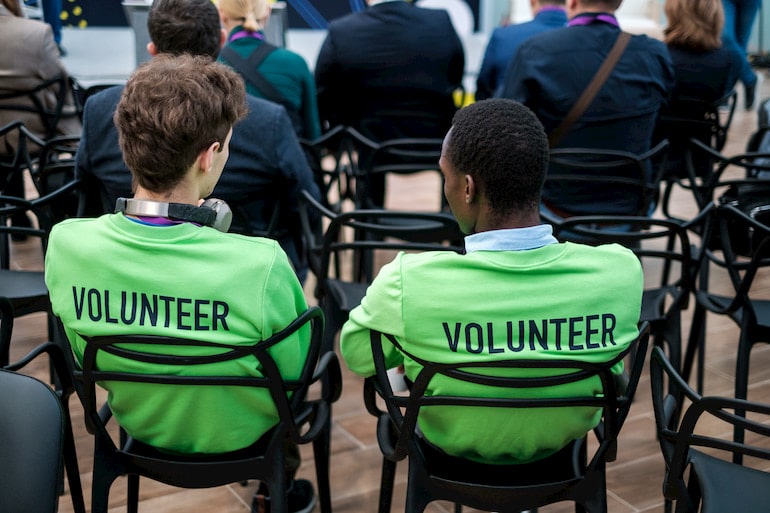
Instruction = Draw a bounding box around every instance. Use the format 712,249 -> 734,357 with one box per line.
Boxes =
147,42 -> 158,57
197,141 -> 221,174
465,174 -> 476,204
219,28 -> 227,49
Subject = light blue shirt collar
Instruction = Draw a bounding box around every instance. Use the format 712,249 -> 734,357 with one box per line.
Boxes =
464,225 -> 558,252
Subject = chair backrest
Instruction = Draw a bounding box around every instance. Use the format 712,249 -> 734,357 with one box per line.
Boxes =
661,139 -> 770,223
299,189 -> 464,290
0,369 -> 66,513
696,202 -> 770,315
299,124 -> 357,211
345,127 -> 446,210
0,75 -> 70,140
75,306 -> 330,447
365,323 -> 650,495
0,175 -> 81,268
0,121 -> 38,194
544,139 -> 669,217
650,346 -> 770,509
657,90 -> 736,156
29,134 -> 83,220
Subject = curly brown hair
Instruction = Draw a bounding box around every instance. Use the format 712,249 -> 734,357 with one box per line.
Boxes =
115,54 -> 248,193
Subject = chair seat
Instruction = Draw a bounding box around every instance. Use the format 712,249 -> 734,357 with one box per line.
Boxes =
702,293 -> 770,330
0,269 -> 49,315
691,450 -> 770,513
326,278 -> 367,313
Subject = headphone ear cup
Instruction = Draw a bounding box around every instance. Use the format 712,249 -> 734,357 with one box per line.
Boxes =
201,199 -> 232,232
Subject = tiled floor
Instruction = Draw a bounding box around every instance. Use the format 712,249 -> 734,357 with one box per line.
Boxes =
8,24 -> 770,513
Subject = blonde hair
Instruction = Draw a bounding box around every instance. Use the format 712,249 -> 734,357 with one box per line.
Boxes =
664,0 -> 723,51
217,0 -> 269,32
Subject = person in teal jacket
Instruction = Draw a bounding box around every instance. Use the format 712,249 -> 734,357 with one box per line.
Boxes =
340,98 -> 643,465
46,54 -> 317,513
217,0 -> 321,140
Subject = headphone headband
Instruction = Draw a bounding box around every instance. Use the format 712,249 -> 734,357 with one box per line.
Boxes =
115,198 -> 232,232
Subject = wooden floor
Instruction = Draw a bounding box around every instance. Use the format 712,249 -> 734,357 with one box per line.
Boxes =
8,74 -> 770,513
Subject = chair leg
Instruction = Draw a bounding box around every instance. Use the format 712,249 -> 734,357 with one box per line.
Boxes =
733,332 -> 753,465
90,452 -> 121,513
61,403 -> 86,513
378,457 -> 397,513
313,420 -> 333,513
682,303 -> 707,393
127,474 -> 140,513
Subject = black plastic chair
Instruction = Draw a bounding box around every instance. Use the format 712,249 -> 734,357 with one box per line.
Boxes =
344,127 -> 446,211
681,202 -> 770,454
660,139 -> 770,224
543,140 -> 669,219
0,368 -> 70,513
72,305 -> 342,513
0,121 -> 38,195
299,124 -> 356,212
656,91 -> 737,158
364,323 -> 650,513
0,178 -> 82,339
0,75 -> 73,140
0,297 -> 86,513
650,346 -> 770,513
545,215 -> 695,382
298,189 -> 464,352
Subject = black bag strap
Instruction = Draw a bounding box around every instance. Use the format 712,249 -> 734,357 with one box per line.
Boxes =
220,44 -> 306,136
548,32 -> 632,148
220,44 -> 286,106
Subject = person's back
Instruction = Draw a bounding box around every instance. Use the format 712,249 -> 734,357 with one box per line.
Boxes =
499,0 -> 673,215
654,0 -> 741,179
74,0 -> 319,281
217,0 -> 321,140
340,99 -> 643,465
0,0 -> 80,144
475,0 -> 567,101
315,0 -> 465,141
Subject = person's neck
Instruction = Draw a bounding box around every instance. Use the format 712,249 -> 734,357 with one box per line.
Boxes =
475,208 -> 542,233
570,6 -> 615,18
133,185 -> 200,207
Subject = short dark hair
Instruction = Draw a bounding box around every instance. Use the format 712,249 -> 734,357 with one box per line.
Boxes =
147,0 -> 222,59
115,54 -> 248,192
444,99 -> 548,219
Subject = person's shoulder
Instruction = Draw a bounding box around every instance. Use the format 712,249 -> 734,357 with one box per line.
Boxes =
271,47 -> 311,68
83,85 -> 124,114
567,241 -> 641,267
628,31 -> 669,53
243,93 -> 283,115
49,215 -> 106,239
518,25 -> 571,49
391,248 -> 464,270
326,9 -> 364,31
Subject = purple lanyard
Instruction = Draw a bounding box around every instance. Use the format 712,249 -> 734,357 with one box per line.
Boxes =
567,13 -> 620,28
228,29 -> 265,43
